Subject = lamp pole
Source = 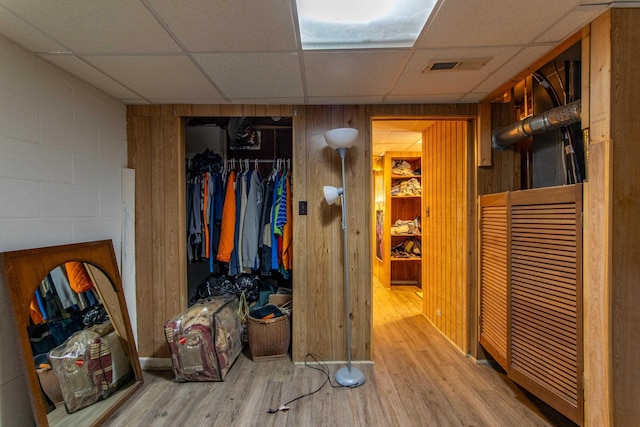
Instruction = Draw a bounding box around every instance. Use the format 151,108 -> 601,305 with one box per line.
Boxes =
334,147 -> 366,387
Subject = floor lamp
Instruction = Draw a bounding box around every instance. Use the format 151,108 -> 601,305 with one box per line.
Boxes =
323,127 -> 366,387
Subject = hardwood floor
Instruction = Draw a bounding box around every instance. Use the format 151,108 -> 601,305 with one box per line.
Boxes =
104,284 -> 576,427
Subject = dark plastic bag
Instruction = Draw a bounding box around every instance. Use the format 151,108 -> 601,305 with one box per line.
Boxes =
189,274 -> 262,305
82,304 -> 109,327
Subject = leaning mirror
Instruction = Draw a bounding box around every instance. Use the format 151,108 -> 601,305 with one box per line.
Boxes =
0,240 -> 143,426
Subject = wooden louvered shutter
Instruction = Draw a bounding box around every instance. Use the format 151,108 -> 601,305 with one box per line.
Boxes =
508,184 -> 583,426
479,192 -> 508,369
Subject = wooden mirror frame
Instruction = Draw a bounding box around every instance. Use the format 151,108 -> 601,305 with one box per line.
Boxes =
0,240 -> 143,426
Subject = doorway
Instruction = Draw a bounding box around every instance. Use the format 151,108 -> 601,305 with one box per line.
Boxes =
371,117 -> 474,354
371,119 -> 430,339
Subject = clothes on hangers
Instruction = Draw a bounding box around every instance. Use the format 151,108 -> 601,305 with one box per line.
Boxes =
242,168 -> 263,271
217,170 -> 236,263
28,265 -> 102,326
186,153 -> 293,278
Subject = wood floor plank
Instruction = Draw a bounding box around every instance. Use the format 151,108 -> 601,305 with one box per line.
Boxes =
104,285 -> 576,427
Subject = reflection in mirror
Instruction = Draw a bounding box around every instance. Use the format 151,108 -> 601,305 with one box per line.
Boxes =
34,264 -> 133,422
1,240 -> 143,427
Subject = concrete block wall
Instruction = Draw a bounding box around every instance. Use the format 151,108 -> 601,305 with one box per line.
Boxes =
0,36 -> 127,425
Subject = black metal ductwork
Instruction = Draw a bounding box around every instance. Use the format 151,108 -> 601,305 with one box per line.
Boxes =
491,99 -> 581,150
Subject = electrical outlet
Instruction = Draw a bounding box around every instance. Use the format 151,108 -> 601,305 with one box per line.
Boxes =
299,201 -> 307,215
436,309 -> 442,317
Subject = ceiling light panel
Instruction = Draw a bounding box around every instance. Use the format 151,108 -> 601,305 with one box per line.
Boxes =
296,0 -> 437,49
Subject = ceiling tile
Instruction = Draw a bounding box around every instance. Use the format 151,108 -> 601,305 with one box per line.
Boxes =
307,95 -> 383,105
0,0 -> 617,106
83,55 -> 224,101
40,55 -> 140,99
374,120 -> 434,132
392,46 -> 521,95
418,0 -> 581,48
0,5 -> 69,53
150,98 -> 229,105
372,119 -> 433,155
535,8 -> 605,43
379,131 -> 422,144
404,141 -> 422,152
472,45 -> 556,94
0,0 -> 180,53
228,97 -> 305,104
304,51 -> 410,97
120,99 -> 150,105
193,52 -> 303,99
385,93 -> 464,103
148,0 -> 298,52
459,92 -> 489,102
374,143 -> 398,152
307,95 -> 384,104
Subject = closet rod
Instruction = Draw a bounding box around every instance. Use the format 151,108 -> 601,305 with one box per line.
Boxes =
224,159 -> 289,163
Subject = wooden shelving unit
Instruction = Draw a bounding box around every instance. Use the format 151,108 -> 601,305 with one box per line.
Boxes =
382,152 -> 422,288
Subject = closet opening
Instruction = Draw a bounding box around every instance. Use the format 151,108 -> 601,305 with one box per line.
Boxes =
184,116 -> 294,316
372,119 -> 430,317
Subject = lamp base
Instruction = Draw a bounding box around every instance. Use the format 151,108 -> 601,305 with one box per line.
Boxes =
335,366 -> 366,387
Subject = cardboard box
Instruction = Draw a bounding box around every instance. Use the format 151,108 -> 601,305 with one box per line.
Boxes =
268,294 -> 292,306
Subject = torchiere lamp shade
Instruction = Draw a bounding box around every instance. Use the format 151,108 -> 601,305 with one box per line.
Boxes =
323,185 -> 343,205
324,128 -> 358,150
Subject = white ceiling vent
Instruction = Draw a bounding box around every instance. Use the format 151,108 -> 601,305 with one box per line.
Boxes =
423,57 -> 492,73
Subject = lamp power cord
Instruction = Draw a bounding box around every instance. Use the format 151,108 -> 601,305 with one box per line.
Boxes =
267,353 -> 361,414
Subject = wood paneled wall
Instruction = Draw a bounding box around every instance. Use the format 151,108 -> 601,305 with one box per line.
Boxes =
609,10 -> 640,425
584,9 -> 640,426
127,103 -> 478,362
127,112 -> 185,358
477,101 -> 520,196
291,105 -> 371,362
371,159 -> 384,286
421,120 -> 472,351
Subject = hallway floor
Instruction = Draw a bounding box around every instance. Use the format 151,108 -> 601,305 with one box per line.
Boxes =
104,285 -> 576,426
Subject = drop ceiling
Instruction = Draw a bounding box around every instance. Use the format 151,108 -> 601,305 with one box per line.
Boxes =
0,0 -> 634,107
372,120 -> 432,156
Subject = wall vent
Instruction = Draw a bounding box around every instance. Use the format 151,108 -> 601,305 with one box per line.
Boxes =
423,57 -> 492,73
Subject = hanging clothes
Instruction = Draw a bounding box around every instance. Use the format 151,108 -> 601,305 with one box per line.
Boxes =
202,172 -> 211,259
186,153 -> 293,280
270,171 -> 282,271
189,179 -> 203,262
230,168 -> 248,275
49,266 -> 79,310
30,292 -> 46,324
242,168 -> 264,271
209,172 -> 222,273
216,170 -> 236,263
259,177 -> 274,276
65,262 -> 93,293
281,170 -> 293,276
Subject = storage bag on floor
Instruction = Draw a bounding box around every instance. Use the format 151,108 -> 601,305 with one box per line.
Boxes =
164,296 -> 242,382
48,327 -> 127,413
